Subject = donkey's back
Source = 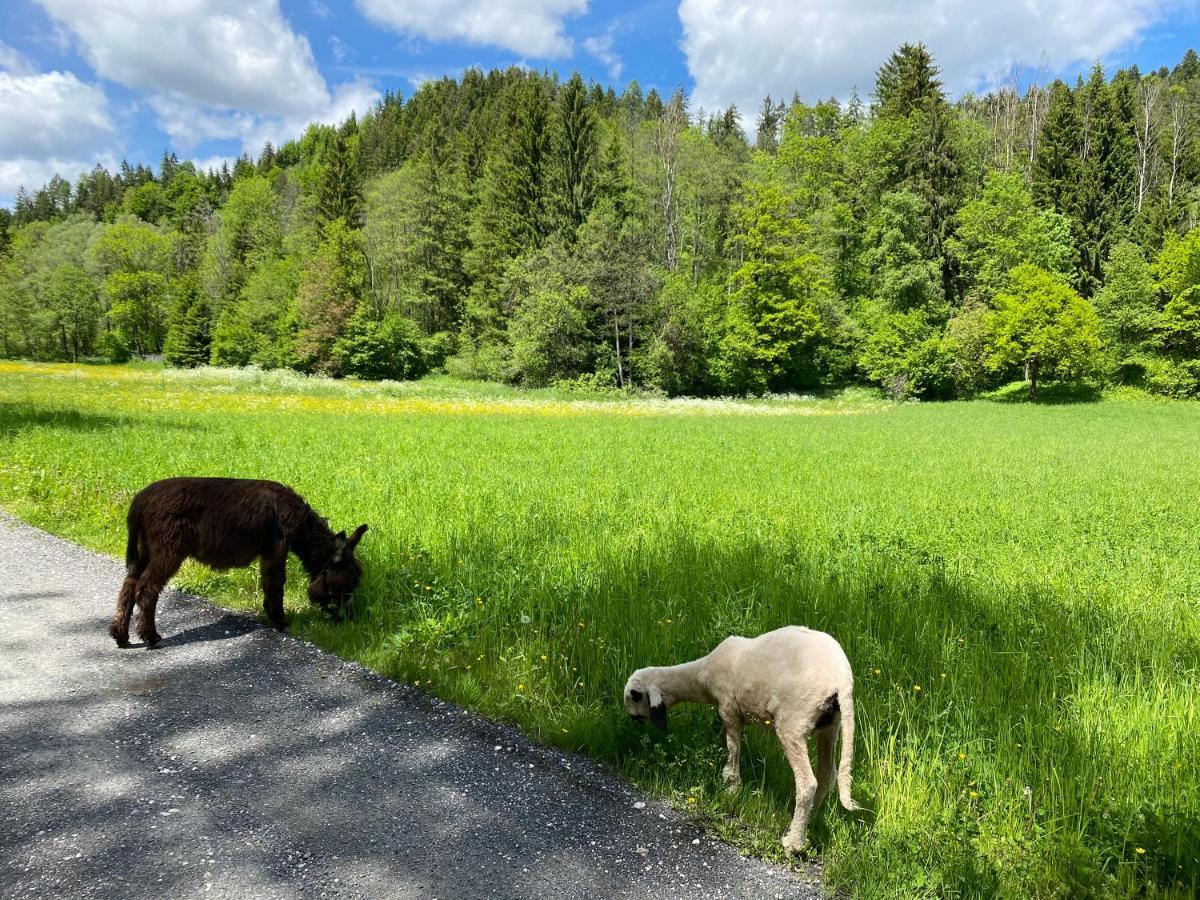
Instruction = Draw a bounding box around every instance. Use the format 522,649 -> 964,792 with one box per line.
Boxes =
127,477 -> 307,571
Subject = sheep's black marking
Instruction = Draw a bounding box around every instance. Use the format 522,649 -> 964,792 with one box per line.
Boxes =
649,702 -> 668,730
815,693 -> 839,729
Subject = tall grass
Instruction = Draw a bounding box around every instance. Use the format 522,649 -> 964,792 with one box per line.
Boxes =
1,361 -> 1196,898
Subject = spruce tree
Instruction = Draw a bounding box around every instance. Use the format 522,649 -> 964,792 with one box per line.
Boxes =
553,73 -> 599,234
318,130 -> 363,227
874,43 -> 944,118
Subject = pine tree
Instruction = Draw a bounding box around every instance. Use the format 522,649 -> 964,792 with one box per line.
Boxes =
874,43 -> 945,118
755,95 -> 784,153
1032,81 -> 1081,213
318,130 -> 363,227
553,73 -> 599,234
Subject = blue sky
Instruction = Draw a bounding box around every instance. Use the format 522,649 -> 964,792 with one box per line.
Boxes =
1,0 -> 1198,207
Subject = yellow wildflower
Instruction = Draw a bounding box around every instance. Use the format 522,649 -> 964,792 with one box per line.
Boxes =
1135,847 -> 1146,855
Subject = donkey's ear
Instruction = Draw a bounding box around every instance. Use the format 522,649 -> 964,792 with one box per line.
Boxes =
346,523 -> 368,552
334,530 -> 347,544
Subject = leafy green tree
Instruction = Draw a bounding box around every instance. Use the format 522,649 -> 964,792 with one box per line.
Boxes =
45,264 -> 101,361
865,190 -> 943,312
508,281 -> 591,386
123,182 -> 168,223
363,142 -> 469,331
859,307 -> 954,399
720,183 -> 829,392
985,264 -> 1103,397
949,172 -> 1075,296
293,219 -> 365,374
1093,240 -> 1159,377
633,271 -> 725,395
1155,227 -> 1200,358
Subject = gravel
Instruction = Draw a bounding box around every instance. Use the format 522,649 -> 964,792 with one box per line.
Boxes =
0,515 -> 821,899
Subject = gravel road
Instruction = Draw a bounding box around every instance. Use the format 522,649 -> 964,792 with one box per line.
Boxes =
0,515 -> 821,900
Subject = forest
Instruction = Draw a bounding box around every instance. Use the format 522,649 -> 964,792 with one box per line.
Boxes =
2,43 -> 1200,400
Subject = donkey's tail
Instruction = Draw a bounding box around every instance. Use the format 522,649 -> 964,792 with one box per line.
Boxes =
124,500 -> 145,575
837,688 -> 862,811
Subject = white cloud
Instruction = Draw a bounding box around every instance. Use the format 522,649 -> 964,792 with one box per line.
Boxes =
0,70 -> 119,204
356,0 -> 587,57
0,71 -> 115,160
679,0 -> 1182,119
0,41 -> 35,75
31,0 -> 379,157
150,78 -> 380,154
584,31 -> 623,80
330,35 -> 352,64
35,0 -> 331,117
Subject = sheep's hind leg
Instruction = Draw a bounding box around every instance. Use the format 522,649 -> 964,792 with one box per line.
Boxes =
719,708 -> 743,792
777,721 -> 818,854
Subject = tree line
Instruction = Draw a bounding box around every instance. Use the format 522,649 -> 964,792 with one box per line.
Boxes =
3,44 -> 1200,398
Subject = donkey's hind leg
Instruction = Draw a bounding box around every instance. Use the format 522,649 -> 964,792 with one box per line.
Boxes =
135,552 -> 183,648
110,571 -> 142,648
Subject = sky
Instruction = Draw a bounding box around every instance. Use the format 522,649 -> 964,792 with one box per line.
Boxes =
1,0 -> 1198,207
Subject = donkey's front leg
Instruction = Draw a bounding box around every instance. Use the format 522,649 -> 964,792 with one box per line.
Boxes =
260,542 -> 289,630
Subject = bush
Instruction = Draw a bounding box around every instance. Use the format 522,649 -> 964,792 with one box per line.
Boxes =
98,331 -> 132,363
1142,357 -> 1200,397
332,309 -> 428,381
859,308 -> 956,400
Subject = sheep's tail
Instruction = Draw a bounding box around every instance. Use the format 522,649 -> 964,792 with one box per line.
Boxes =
837,688 -> 861,811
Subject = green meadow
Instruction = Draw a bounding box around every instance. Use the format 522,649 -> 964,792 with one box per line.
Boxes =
1,361 -> 1196,899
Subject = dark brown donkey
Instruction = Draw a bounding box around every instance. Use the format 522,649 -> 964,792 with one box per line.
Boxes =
111,477 -> 368,647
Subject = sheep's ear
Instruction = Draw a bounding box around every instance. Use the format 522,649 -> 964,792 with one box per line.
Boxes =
648,686 -> 668,731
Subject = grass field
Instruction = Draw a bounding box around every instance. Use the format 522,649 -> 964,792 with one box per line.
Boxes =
1,361 -> 1197,899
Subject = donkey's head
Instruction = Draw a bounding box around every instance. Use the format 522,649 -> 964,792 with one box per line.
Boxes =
308,523 -> 368,618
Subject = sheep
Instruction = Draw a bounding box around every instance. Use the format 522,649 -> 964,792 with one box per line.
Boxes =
623,625 -> 861,853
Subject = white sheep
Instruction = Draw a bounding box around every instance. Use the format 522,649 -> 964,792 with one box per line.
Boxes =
623,625 -> 861,853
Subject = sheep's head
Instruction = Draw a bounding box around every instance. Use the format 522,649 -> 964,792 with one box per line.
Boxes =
623,669 -> 668,730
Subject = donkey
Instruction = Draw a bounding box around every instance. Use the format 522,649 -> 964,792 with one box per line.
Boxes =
110,477 -> 368,648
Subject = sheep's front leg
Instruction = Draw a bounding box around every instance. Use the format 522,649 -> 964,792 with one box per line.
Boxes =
719,708 -> 743,792
777,723 -> 818,854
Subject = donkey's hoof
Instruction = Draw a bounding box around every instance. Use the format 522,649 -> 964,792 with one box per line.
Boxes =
142,635 -> 164,649
113,637 -> 131,649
